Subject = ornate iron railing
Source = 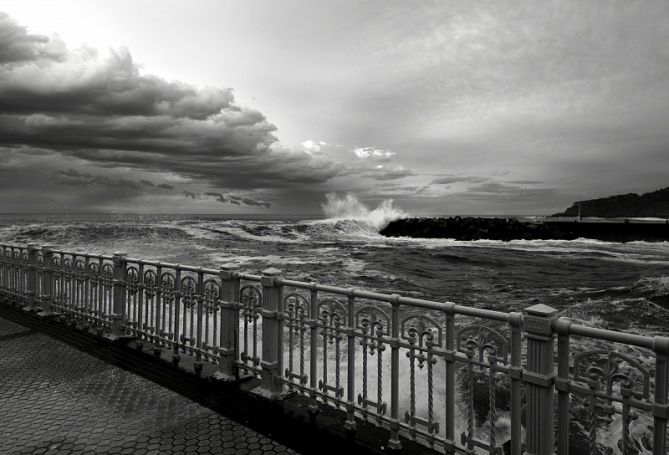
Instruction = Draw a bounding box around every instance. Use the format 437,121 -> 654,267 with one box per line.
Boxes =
0,243 -> 667,455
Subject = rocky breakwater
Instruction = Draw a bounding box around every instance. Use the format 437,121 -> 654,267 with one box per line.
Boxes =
380,217 -> 669,242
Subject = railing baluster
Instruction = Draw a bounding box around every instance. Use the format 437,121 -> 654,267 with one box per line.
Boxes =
96,257 -> 103,326
509,312 -> 523,455
173,268 -> 182,365
388,294 -> 401,450
488,354 -> 497,454
154,263 -> 162,355
653,337 -> 669,455
308,286 -> 319,413
444,303 -> 455,454
194,270 -> 204,374
344,292 -> 356,430
136,263 -> 144,346
555,317 -> 571,455
464,348 -> 475,454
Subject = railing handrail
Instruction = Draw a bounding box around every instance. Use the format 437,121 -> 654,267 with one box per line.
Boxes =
3,243 -> 667,346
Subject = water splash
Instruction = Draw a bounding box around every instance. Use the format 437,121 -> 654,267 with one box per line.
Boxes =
321,193 -> 407,231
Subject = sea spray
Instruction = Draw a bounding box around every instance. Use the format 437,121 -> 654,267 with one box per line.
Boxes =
321,193 -> 407,231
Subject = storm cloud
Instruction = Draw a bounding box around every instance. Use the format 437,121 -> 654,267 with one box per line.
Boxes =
0,12 -> 353,211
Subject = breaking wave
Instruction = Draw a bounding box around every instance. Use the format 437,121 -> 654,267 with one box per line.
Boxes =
320,193 -> 406,231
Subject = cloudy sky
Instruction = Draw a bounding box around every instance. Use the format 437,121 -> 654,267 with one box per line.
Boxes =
1,1 -> 668,215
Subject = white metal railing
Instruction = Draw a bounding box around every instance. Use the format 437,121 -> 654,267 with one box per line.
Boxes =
0,242 -> 667,455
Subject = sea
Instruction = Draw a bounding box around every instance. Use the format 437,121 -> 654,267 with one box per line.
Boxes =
1,206 -> 668,453
2,211 -> 667,336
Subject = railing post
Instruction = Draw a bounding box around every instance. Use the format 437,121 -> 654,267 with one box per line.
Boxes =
214,263 -> 240,382
106,252 -> 127,340
653,336 -> 669,455
23,244 -> 40,311
38,246 -> 56,317
254,267 -> 285,399
523,303 -> 558,455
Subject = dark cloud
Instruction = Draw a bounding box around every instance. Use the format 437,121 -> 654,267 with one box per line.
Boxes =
506,180 -> 543,185
204,192 -> 228,203
460,181 -> 560,203
242,198 -> 271,208
176,189 -> 269,208
365,167 -> 413,181
201,191 -> 270,208
430,176 -> 490,185
54,168 -> 175,194
0,14 -> 346,208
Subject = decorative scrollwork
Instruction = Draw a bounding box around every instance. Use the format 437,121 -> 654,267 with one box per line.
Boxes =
318,299 -> 346,401
240,285 -> 262,317
357,306 -> 390,341
180,275 -> 197,308
456,325 -> 508,364
285,293 -> 310,318
318,299 -> 346,333
101,263 -> 114,285
87,261 -> 99,278
401,314 -> 442,437
572,350 -> 650,455
240,285 -> 262,369
283,293 -> 310,387
573,350 -> 650,398
126,266 -> 139,291
202,279 -> 220,313
356,305 -> 389,419
402,315 -> 443,351
74,259 -> 86,282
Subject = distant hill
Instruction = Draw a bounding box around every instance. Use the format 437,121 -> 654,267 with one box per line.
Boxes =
552,186 -> 669,218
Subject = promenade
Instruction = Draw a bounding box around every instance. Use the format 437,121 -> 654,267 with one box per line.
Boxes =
0,313 -> 296,455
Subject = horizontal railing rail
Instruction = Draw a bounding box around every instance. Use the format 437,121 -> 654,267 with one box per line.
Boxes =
0,242 -> 667,455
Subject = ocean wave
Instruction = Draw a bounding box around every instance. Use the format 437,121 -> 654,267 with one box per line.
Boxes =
321,193 -> 406,231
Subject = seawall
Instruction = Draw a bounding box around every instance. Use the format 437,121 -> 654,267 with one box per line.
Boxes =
380,217 -> 669,242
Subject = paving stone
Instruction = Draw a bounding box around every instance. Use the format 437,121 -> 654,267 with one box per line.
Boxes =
0,316 -> 298,455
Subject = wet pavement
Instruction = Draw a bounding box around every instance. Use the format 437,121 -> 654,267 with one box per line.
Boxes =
0,316 -> 298,455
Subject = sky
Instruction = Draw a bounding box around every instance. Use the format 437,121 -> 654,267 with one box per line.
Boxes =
1,1 -> 668,215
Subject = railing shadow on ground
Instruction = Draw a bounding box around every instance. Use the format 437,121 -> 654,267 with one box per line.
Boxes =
1,243 -> 668,455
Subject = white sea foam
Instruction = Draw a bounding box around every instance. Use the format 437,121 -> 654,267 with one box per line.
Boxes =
321,193 -> 406,231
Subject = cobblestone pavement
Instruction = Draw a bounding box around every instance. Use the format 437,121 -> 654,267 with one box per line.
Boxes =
0,317 -> 298,455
